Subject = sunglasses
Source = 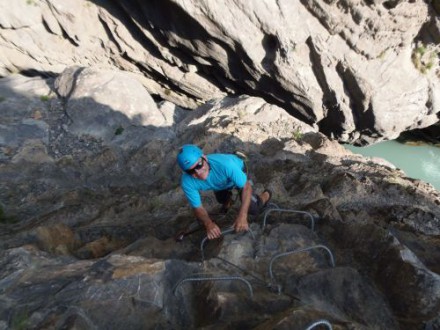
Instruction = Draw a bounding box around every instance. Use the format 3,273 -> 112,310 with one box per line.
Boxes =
185,158 -> 205,175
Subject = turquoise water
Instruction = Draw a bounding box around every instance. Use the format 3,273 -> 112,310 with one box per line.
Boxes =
345,140 -> 440,191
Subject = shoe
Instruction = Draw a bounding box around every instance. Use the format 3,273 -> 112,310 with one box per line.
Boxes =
261,189 -> 272,207
248,189 -> 273,216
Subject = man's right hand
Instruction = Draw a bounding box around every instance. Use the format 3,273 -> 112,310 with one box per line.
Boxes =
206,221 -> 221,239
193,206 -> 221,239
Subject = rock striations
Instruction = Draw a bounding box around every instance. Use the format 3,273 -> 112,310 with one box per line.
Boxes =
1,1 -> 440,329
0,71 -> 439,329
0,0 -> 439,144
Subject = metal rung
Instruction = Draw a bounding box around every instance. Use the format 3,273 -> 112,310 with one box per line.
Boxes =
265,202 -> 280,210
305,319 -> 332,330
173,275 -> 254,298
200,227 -> 255,261
269,245 -> 336,281
262,208 -> 315,231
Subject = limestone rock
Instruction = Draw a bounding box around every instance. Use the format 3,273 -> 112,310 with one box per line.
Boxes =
54,67 -> 162,140
1,71 -> 440,329
1,1 -> 439,143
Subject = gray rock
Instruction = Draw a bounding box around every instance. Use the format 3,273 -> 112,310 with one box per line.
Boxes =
1,1 -> 439,143
54,67 -> 164,141
0,74 -> 439,329
293,267 -> 398,329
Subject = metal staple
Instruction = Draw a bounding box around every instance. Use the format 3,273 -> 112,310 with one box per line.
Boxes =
173,275 -> 254,298
200,227 -> 255,261
262,208 -> 315,231
269,245 -> 336,281
305,319 -> 332,330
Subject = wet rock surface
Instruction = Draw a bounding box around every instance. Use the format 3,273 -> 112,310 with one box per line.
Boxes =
0,74 -> 440,329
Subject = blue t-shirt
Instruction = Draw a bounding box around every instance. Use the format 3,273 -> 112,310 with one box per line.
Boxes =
181,154 -> 247,208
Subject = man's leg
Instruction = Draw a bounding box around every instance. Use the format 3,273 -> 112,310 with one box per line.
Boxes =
247,190 -> 272,215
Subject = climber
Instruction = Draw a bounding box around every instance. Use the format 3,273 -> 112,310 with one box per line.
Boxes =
177,144 -> 271,240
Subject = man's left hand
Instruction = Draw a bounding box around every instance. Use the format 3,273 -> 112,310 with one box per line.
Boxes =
233,215 -> 249,232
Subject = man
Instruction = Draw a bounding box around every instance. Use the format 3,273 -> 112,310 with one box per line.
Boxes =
177,144 -> 271,240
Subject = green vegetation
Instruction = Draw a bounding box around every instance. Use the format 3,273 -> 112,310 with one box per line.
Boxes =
26,0 -> 36,5
292,128 -> 303,141
237,108 -> 246,119
40,95 -> 50,102
114,126 -> 124,135
411,42 -> 439,74
377,48 -> 387,60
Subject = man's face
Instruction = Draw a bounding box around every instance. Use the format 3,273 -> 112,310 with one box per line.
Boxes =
185,156 -> 209,180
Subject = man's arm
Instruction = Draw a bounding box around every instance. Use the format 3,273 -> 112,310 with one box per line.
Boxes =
194,206 -> 222,239
234,180 -> 252,232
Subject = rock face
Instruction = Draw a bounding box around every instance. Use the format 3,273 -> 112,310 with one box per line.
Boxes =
0,0 -> 439,144
1,73 -> 440,329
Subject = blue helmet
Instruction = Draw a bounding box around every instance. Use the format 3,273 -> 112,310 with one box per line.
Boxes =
177,144 -> 203,171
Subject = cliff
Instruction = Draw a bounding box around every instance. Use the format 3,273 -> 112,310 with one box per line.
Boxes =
1,1 -> 440,329
0,0 -> 439,144
0,71 -> 439,329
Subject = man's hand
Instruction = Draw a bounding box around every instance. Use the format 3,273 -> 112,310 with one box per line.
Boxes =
233,214 -> 249,232
206,220 -> 221,239
194,206 -> 221,240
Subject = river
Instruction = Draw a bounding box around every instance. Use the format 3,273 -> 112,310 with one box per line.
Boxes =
345,140 -> 440,191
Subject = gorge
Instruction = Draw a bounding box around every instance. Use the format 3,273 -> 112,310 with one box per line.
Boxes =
1,1 -> 440,329
346,140 -> 440,191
